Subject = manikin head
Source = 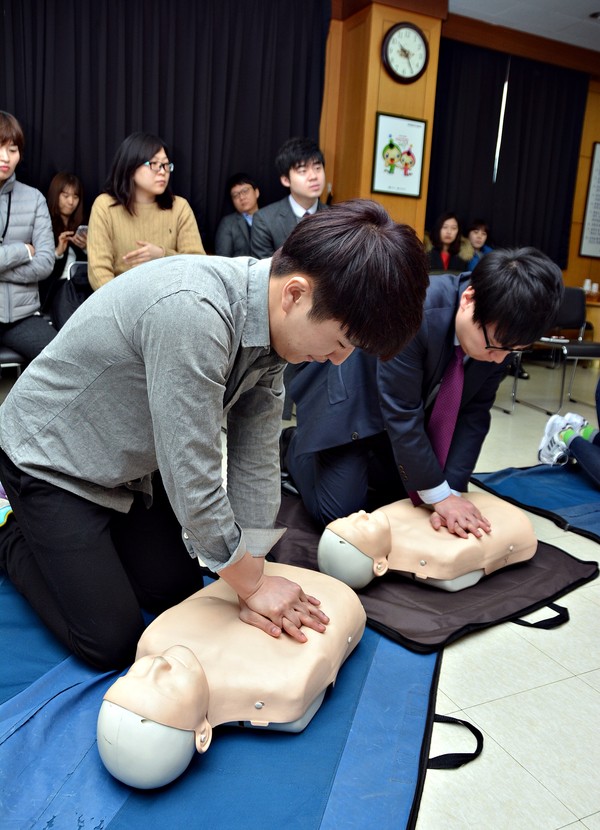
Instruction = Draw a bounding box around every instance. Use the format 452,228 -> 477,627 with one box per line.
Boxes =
318,510 -> 392,589
98,645 -> 212,789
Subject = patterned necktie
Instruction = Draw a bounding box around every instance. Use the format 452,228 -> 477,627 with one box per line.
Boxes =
408,345 -> 465,506
428,344 -> 465,468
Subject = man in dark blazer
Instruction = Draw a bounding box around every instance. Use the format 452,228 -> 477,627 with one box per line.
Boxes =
250,137 -> 328,260
214,173 -> 260,257
285,248 -> 564,537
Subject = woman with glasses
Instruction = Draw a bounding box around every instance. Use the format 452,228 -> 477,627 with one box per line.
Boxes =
87,132 -> 204,290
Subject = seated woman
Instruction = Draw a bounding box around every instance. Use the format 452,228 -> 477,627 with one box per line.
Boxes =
466,219 -> 492,271
97,562 -> 366,789
318,491 -> 537,591
41,171 -> 89,328
538,378 -> 600,486
87,131 -> 205,290
0,111 -> 56,360
426,212 -> 470,273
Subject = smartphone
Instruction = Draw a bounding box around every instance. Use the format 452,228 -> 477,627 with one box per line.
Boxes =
76,225 -> 88,235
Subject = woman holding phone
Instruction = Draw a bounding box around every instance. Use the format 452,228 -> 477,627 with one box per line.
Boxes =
87,132 -> 205,290
41,171 -> 89,328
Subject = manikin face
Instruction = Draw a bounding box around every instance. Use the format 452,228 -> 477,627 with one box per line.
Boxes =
454,287 -> 528,363
58,186 -> 80,220
439,218 -> 459,250
0,140 -> 20,184
231,183 -> 260,216
105,645 -> 211,750
328,510 -> 392,559
469,228 -> 487,252
281,159 -> 325,209
270,274 -> 354,365
133,147 -> 171,202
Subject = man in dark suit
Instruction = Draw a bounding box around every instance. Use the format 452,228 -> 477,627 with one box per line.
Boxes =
250,137 -> 328,260
214,173 -> 260,257
285,248 -> 564,537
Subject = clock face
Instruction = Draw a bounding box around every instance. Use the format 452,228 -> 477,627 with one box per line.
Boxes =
382,23 -> 429,84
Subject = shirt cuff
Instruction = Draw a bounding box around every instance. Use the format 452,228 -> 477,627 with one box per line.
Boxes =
417,481 -> 458,505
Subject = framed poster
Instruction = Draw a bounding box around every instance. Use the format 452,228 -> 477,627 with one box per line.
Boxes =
580,142 -> 600,258
371,112 -> 426,198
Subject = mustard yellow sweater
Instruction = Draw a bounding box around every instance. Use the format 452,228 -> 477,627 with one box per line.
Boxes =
87,194 -> 205,290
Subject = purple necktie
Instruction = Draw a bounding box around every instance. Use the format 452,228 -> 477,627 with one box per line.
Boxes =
409,345 -> 465,506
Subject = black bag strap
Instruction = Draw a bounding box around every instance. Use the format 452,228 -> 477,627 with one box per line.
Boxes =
512,601 -> 569,630
428,714 -> 484,770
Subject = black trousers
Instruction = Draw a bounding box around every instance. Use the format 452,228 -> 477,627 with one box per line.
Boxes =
0,449 -> 204,670
286,431 -> 406,526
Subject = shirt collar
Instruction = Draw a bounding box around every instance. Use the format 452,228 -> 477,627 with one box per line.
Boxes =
288,194 -> 318,218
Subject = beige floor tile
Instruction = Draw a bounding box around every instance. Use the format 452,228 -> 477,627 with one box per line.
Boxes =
580,668 -> 600,692
433,686 -> 459,715
464,677 -> 600,817
438,624 -> 571,708
582,812 -> 600,829
417,720 -> 576,830
512,590 -> 600,674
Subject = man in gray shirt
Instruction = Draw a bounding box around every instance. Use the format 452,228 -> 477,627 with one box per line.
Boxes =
0,199 -> 429,670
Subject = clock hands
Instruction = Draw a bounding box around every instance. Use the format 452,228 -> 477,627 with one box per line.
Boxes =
399,45 -> 415,75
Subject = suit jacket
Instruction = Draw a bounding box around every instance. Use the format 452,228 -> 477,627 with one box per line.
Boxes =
250,197 -> 327,259
290,273 -> 509,494
214,212 -> 252,257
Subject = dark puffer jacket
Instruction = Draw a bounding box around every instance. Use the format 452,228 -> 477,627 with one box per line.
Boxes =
0,174 -> 54,323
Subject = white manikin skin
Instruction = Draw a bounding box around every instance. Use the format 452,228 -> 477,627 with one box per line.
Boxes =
98,562 -> 366,789
318,491 -> 537,590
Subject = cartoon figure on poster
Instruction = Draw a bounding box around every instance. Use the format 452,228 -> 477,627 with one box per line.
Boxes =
400,146 -> 416,176
382,133 -> 416,176
382,136 -> 402,174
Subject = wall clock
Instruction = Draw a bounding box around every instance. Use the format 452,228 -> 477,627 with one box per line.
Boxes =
382,22 -> 429,84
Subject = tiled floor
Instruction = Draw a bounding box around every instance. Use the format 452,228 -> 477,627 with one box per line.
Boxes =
417,361 -> 600,830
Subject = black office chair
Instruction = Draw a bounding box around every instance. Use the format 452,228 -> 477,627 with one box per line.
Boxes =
514,286 -> 600,414
0,346 -> 27,378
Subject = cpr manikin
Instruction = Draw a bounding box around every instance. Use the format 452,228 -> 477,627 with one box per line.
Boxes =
318,491 -> 537,591
97,562 -> 366,789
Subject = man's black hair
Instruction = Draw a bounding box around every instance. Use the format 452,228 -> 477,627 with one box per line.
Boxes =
271,199 -> 429,360
275,137 -> 325,178
470,247 -> 564,346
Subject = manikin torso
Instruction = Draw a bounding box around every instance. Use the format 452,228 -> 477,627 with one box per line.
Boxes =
319,491 -> 537,590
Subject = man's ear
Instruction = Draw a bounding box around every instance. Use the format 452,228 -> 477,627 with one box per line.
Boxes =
460,285 -> 476,309
281,275 -> 312,312
255,188 -> 260,200
280,174 -> 291,189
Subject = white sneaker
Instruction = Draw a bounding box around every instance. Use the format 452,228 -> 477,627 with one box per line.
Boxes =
563,412 -> 588,432
538,414 -> 569,465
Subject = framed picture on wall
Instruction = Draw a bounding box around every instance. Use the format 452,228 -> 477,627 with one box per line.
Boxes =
580,142 -> 600,259
371,112 -> 426,198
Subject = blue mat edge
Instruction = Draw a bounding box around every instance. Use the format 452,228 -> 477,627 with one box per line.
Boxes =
471,466 -> 600,545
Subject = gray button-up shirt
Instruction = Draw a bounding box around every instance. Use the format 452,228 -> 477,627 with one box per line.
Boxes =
0,254 -> 286,571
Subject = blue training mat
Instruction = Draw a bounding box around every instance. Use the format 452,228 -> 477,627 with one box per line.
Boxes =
472,463 -> 600,544
0,575 -> 440,830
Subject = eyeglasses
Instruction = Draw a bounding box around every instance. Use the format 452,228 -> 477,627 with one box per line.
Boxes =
482,324 -> 524,354
143,161 -> 174,173
231,185 -> 253,199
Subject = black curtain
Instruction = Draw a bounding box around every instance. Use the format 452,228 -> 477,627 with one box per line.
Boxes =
426,41 -> 507,235
426,39 -> 589,267
0,0 -> 331,250
492,55 -> 588,264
